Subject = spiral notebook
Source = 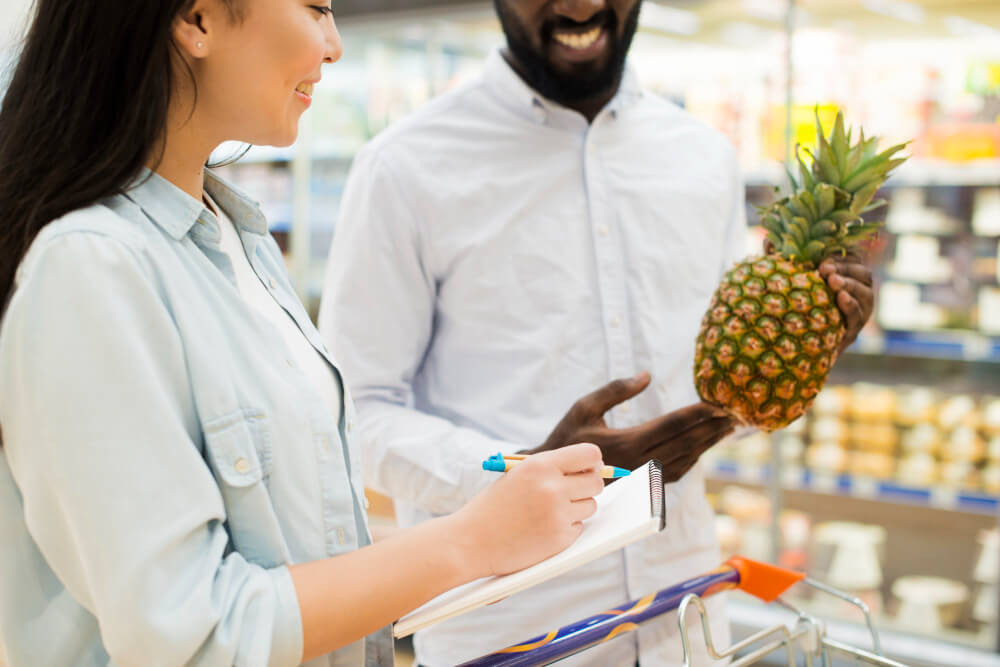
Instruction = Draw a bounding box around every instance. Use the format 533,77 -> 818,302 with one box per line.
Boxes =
393,460 -> 666,638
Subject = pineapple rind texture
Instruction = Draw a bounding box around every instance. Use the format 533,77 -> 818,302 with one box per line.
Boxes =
694,111 -> 907,432
695,255 -> 845,432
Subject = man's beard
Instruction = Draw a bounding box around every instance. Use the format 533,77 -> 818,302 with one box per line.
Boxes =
494,1 -> 641,108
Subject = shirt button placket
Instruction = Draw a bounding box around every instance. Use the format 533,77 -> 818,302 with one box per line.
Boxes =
588,132 -> 637,429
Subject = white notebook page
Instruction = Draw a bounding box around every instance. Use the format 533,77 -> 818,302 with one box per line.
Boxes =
394,461 -> 663,638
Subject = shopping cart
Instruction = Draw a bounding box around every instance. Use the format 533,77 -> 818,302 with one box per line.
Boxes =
460,556 -> 911,666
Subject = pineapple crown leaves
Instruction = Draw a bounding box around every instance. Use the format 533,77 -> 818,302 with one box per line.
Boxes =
762,109 -> 910,266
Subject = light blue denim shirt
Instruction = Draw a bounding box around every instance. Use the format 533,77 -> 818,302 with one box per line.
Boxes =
0,170 -> 393,666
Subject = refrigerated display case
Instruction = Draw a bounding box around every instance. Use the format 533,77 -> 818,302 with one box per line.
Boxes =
209,1 -> 1000,664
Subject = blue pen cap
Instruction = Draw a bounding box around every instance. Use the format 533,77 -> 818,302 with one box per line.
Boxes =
482,452 -> 507,472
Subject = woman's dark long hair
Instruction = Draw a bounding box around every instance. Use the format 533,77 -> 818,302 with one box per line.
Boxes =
0,0 -> 238,313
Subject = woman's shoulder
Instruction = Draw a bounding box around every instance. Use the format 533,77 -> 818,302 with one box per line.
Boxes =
17,203 -> 154,289
36,201 -> 149,249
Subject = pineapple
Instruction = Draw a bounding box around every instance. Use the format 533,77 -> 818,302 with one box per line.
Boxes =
694,112 -> 908,432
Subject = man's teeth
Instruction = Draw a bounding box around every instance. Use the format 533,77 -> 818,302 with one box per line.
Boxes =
553,27 -> 602,50
295,82 -> 314,97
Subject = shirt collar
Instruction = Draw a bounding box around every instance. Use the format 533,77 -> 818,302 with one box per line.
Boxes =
482,48 -> 644,125
121,167 -> 268,242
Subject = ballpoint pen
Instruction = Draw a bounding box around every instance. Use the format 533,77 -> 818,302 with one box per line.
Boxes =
482,452 -> 631,479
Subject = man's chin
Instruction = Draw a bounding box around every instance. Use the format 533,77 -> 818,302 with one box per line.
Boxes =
548,55 -> 612,78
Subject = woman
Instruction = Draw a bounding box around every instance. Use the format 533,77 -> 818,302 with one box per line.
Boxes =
0,1 -> 605,665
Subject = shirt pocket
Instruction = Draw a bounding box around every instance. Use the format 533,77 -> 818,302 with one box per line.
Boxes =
202,409 -> 287,568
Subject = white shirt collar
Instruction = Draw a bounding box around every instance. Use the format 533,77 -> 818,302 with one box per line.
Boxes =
481,48 -> 644,126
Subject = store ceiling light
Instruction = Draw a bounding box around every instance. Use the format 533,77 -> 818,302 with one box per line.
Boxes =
639,3 -> 700,36
945,15 -> 1000,40
861,0 -> 925,25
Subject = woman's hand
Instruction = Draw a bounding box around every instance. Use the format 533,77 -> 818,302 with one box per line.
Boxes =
451,444 -> 605,578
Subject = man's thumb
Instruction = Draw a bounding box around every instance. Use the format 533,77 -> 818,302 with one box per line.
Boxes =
588,371 -> 651,413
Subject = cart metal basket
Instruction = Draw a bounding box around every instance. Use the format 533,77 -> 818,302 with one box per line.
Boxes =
461,556 -> 911,667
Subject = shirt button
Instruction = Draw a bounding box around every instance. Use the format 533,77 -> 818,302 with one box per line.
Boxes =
267,277 -> 276,289
598,225 -> 610,237
337,527 -> 346,545
234,458 -> 251,474
286,359 -> 295,368
610,315 -> 622,328
347,420 -> 354,434
620,402 -> 631,413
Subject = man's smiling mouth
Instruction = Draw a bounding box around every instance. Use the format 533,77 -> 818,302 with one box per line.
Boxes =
552,26 -> 603,50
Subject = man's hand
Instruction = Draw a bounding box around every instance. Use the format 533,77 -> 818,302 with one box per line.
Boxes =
529,373 -> 737,482
819,255 -> 875,352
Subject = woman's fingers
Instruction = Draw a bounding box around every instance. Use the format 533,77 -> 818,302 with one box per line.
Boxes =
568,497 -> 599,524
563,467 -> 606,501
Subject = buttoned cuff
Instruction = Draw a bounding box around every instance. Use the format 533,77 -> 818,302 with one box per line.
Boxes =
268,566 -> 304,667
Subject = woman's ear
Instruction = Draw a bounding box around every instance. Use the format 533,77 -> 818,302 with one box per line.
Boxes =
172,0 -> 221,58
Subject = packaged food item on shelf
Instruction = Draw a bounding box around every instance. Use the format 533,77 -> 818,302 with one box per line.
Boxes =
811,522 -> 887,617
784,416 -> 807,435
977,288 -> 1000,335
988,436 -> 1000,462
850,422 -> 900,454
974,529 -> 998,585
982,464 -> 1000,494
938,395 -> 980,431
894,386 -> 938,426
877,281 -> 948,330
938,460 -> 979,490
892,576 -> 969,632
887,188 -> 959,235
810,416 -> 849,445
849,383 -> 897,422
734,431 -> 771,465
983,398 -> 1000,436
805,440 -> 848,474
973,530 -> 999,625
848,451 -> 895,478
972,188 -> 1000,237
897,452 -> 938,486
941,425 -> 985,463
812,385 -> 850,417
901,423 -> 941,456
888,235 -> 954,283
777,433 -> 805,465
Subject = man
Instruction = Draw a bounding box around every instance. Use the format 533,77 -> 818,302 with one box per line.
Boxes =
319,0 -> 874,664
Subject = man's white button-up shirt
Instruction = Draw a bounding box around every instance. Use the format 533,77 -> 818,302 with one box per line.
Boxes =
320,50 -> 747,666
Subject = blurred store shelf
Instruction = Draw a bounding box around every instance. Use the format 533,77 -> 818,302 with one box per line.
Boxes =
709,460 -> 999,515
848,332 -> 1000,364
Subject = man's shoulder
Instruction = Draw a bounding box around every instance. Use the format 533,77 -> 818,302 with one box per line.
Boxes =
634,90 -> 736,158
359,78 -> 490,162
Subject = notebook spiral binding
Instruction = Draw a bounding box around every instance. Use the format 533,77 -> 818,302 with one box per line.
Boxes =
648,460 -> 666,530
